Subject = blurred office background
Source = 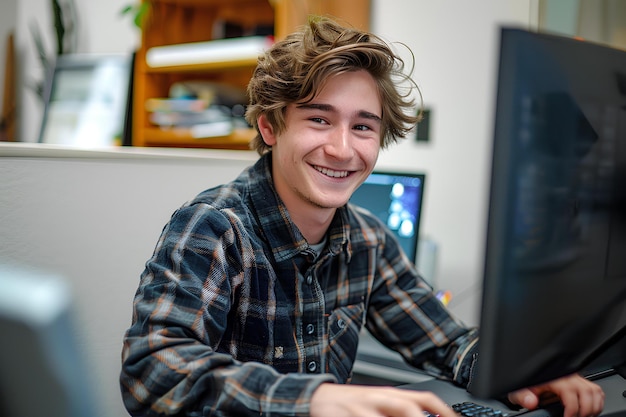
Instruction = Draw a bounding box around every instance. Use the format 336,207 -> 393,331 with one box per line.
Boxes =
2,1 -> 626,416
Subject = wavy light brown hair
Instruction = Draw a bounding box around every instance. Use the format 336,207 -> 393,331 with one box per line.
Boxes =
245,16 -> 422,155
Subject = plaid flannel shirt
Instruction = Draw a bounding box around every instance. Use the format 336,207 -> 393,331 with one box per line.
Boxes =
120,153 -> 478,416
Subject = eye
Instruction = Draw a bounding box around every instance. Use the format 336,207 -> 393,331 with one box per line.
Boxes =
309,117 -> 328,125
354,124 -> 372,131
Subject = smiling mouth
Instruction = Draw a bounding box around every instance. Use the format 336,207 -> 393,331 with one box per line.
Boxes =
314,165 -> 350,178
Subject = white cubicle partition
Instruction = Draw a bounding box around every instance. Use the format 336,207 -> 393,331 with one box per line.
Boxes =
0,143 -> 258,417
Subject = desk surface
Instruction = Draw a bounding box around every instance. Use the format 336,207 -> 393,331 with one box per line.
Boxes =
401,373 -> 626,417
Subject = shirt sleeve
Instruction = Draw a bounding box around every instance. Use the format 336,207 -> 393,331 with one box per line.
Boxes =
120,203 -> 335,416
364,226 -> 480,389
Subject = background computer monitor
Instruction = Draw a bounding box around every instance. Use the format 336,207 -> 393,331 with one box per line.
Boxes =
0,266 -> 102,417
38,53 -> 132,147
472,27 -> 626,398
350,171 -> 425,263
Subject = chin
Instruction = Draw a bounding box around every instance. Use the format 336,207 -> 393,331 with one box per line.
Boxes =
304,184 -> 354,209
312,197 -> 351,210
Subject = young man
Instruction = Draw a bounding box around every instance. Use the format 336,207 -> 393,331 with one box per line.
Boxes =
120,17 -> 604,417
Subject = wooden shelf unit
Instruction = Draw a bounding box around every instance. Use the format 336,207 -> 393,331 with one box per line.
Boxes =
131,0 -> 370,150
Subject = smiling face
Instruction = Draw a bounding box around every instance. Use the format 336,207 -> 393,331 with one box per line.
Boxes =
257,70 -> 382,221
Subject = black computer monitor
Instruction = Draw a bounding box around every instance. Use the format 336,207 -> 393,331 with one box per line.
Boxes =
472,27 -> 626,399
350,171 -> 426,263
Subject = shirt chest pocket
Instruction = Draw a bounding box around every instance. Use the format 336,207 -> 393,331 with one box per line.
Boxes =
327,303 -> 366,383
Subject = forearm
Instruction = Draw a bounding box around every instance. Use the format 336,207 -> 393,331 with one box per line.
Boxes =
366,245 -> 480,388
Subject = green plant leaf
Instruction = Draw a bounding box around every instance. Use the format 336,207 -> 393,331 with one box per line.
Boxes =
120,2 -> 151,29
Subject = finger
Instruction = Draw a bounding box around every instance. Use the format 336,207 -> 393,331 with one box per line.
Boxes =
557,388 -> 580,417
408,392 -> 456,417
577,389 -> 595,417
578,381 -> 605,417
378,390 -> 455,417
593,385 -> 606,416
508,388 -> 540,410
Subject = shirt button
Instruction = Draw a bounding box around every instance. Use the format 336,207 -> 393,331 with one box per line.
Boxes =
306,323 -> 315,335
306,275 -> 312,285
307,361 -> 318,373
337,319 -> 346,329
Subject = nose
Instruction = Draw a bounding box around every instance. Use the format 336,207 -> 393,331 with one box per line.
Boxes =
325,126 -> 354,160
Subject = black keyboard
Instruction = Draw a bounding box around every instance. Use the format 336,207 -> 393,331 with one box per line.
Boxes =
451,401 -> 564,417
452,401 -> 513,417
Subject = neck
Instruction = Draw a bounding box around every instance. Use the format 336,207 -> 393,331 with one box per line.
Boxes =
289,204 -> 335,244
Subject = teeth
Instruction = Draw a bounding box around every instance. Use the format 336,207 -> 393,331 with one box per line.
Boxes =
315,166 -> 349,178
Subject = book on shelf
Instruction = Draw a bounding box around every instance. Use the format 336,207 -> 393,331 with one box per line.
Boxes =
149,106 -> 230,127
190,121 -> 234,139
145,98 -> 209,112
146,36 -> 274,68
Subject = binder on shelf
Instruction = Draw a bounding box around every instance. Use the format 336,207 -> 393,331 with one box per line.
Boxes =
146,36 -> 274,68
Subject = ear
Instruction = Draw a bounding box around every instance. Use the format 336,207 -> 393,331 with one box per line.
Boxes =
257,114 -> 278,146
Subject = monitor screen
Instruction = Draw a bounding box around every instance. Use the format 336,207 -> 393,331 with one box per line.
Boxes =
350,171 -> 425,263
472,28 -> 626,398
38,53 -> 132,147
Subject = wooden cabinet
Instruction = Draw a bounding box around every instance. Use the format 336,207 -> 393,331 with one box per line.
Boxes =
131,0 -> 370,150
